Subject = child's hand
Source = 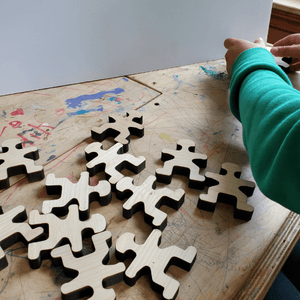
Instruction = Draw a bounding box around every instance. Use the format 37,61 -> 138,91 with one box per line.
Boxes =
271,34 -> 300,71
224,38 -> 265,77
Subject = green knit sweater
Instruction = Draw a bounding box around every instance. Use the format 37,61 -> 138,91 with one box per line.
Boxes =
229,47 -> 300,214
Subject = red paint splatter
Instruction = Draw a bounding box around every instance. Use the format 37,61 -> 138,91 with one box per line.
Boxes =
30,134 -> 41,139
11,108 -> 24,116
9,121 -> 22,128
0,126 -> 8,138
55,108 -> 65,116
28,123 -> 54,135
17,134 -> 33,146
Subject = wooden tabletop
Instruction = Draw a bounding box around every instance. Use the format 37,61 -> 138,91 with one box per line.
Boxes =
0,59 -> 299,300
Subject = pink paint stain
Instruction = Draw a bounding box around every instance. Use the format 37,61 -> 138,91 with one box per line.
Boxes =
55,108 -> 65,116
0,126 -> 7,138
11,108 -> 24,116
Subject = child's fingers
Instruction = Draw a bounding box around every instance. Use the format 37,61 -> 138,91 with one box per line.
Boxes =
254,37 -> 265,47
271,45 -> 300,58
224,38 -> 237,49
273,34 -> 300,47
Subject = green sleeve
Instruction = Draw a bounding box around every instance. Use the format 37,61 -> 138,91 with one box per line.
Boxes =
230,47 -> 300,214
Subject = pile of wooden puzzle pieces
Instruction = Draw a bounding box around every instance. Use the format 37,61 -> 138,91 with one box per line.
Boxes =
0,111 -> 256,300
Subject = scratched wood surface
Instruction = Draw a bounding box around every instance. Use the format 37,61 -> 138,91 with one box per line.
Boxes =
0,59 -> 299,300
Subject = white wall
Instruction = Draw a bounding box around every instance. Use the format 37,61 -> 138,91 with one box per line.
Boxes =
0,0 -> 273,96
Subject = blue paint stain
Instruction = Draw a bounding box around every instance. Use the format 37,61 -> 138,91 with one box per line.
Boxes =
173,75 -> 195,89
0,110 -> 7,118
65,88 -> 125,109
47,154 -> 56,162
46,149 -> 56,154
67,106 -> 104,117
108,96 -> 121,104
123,77 -> 129,82
200,66 -> 227,80
213,131 -> 221,135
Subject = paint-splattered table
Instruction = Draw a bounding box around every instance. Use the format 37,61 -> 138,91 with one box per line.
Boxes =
0,60 -> 299,300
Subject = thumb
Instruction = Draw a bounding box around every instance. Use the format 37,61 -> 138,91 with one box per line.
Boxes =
254,37 -> 265,47
271,45 -> 300,58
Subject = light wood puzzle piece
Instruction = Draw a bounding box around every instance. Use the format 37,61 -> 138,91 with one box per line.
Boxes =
116,175 -> 185,230
198,162 -> 256,221
91,110 -> 144,152
42,171 -> 111,220
0,205 -> 43,271
51,231 -> 125,300
115,229 -> 197,300
0,138 -> 44,189
155,139 -> 207,189
85,142 -> 146,188
28,204 -> 106,269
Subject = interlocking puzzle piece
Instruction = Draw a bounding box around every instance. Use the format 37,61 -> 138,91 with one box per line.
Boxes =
85,142 -> 146,188
28,204 -> 106,269
155,139 -> 207,189
198,162 -> 256,221
116,175 -> 185,231
0,138 -> 44,189
91,110 -> 144,152
42,171 -> 111,220
51,231 -> 125,300
115,229 -> 197,300
0,205 -> 43,271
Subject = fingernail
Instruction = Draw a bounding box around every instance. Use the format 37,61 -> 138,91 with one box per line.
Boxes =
271,47 -> 278,55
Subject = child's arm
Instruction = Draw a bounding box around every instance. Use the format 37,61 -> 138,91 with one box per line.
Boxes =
226,44 -> 300,214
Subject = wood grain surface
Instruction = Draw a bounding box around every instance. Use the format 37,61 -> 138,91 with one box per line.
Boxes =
0,59 -> 299,300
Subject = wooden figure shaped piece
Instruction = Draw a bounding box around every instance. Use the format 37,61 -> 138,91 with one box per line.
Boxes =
198,162 -> 256,221
51,231 -> 125,300
91,110 -> 144,152
28,204 -> 106,269
0,205 -> 43,271
85,142 -> 146,188
42,171 -> 111,220
155,139 -> 207,189
0,138 -> 44,189
116,175 -> 185,231
115,229 -> 197,300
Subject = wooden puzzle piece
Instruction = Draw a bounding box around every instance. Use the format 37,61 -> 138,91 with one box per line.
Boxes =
42,171 -> 111,220
28,204 -> 106,269
0,138 -> 44,189
115,229 -> 197,300
155,139 -> 207,189
51,231 -> 125,300
116,175 -> 185,230
0,205 -> 43,271
198,162 -> 256,221
85,142 -> 146,188
91,110 -> 144,152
